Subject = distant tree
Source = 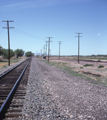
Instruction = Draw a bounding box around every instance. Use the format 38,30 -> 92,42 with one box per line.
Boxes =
10,49 -> 15,58
2,49 -> 15,59
25,51 -> 34,57
0,46 -> 3,55
3,49 -> 15,59
91,54 -> 96,58
2,49 -> 8,58
15,49 -> 24,58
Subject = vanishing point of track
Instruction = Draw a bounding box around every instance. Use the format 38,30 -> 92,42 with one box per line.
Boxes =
0,58 -> 31,120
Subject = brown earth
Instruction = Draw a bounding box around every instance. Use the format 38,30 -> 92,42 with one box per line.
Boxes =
50,58 -> 107,82
0,62 -> 8,68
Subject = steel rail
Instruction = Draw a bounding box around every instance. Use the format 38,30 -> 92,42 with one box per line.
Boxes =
0,58 -> 29,79
0,61 -> 30,120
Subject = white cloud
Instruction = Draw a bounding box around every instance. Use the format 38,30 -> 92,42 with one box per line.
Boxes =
0,0 -> 93,11
1,0 -> 49,10
98,34 -> 101,36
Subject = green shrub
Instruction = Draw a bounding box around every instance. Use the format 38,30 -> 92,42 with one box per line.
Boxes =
98,65 -> 104,68
84,64 -> 94,67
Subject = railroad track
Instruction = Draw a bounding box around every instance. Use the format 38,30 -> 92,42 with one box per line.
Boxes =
0,58 -> 31,120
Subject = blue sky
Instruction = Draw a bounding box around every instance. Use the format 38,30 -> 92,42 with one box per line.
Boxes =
0,0 -> 107,55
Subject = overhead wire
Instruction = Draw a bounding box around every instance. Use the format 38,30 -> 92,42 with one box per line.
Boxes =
11,27 -> 46,41
0,29 -> 3,35
14,23 -> 47,41
65,37 -> 75,42
51,42 -> 59,55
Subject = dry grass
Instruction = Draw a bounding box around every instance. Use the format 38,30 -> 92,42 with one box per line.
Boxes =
0,62 -> 8,68
0,57 -> 24,68
44,57 -> 107,86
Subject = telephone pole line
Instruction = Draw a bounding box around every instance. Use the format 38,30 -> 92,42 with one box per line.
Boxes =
2,20 -> 14,66
43,45 -> 46,55
41,49 -> 42,56
45,41 -> 48,56
58,41 -> 62,60
75,33 -> 82,63
46,37 -> 53,62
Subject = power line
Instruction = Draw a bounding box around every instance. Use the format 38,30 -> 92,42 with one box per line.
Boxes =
41,49 -> 42,56
75,33 -> 82,63
15,23 -> 46,37
12,27 -> 46,41
46,37 -> 53,62
58,41 -> 62,60
51,42 -> 59,55
0,29 -> 3,35
2,20 -> 14,66
45,41 -> 48,56
43,45 -> 46,55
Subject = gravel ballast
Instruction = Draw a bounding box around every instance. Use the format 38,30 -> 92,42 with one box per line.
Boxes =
22,57 -> 107,120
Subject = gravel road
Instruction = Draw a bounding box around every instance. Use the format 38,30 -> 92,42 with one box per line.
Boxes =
22,57 -> 107,120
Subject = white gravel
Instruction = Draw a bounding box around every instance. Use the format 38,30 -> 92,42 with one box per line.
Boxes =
22,57 -> 107,120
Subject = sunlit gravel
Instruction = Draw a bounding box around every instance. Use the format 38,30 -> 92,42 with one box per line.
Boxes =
22,57 -> 107,120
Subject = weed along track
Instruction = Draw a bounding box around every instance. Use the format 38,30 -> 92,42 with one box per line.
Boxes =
82,71 -> 101,77
0,58 -> 31,120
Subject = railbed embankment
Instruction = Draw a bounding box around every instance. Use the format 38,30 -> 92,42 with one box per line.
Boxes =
22,57 -> 107,120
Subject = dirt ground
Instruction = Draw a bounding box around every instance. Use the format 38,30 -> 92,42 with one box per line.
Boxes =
0,62 -> 8,68
50,58 -> 107,83
0,58 -> 27,75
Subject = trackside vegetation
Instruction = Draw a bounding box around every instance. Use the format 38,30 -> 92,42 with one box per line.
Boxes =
0,45 -> 34,59
41,59 -> 107,87
25,51 -> 34,57
15,49 -> 24,58
0,45 -> 25,59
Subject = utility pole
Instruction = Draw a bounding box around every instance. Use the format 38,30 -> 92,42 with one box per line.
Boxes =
45,41 -> 48,56
41,49 -> 42,56
75,33 -> 82,63
58,41 -> 62,60
2,20 -> 14,66
44,45 -> 46,55
46,37 -> 53,62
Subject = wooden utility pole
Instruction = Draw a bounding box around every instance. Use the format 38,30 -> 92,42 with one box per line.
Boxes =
44,45 -> 46,55
41,49 -> 42,56
46,37 -> 53,62
2,20 -> 14,66
58,41 -> 62,60
45,41 -> 48,56
75,33 -> 82,63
